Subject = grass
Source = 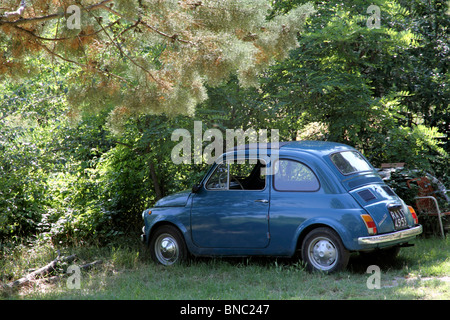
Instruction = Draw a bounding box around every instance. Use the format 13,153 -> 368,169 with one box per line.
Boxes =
1,235 -> 449,300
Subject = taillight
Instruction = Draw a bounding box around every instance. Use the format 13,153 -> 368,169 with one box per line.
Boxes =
408,206 -> 419,225
361,214 -> 377,235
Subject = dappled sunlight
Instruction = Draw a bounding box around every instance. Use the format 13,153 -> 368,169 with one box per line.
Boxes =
2,236 -> 449,300
1,0 -> 449,302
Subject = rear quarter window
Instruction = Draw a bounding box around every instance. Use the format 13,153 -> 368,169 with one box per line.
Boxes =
273,159 -> 320,191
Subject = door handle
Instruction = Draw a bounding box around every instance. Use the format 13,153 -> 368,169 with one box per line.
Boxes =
254,199 -> 269,203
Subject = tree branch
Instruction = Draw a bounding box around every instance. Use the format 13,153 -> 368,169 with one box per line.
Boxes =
115,19 -> 141,40
138,19 -> 194,45
0,0 -> 114,26
5,251 -> 61,289
90,15 -> 162,86
12,19 -> 120,42
38,41 -> 128,83
2,0 -> 26,17
98,4 -> 195,45
0,252 -> 104,295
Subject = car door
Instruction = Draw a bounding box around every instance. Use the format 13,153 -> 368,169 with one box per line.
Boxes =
190,158 -> 270,248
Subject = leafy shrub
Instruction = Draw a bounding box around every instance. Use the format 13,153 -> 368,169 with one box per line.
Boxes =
0,126 -> 47,242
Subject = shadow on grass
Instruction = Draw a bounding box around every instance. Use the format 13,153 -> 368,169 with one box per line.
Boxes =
346,252 -> 411,274
183,250 -> 413,275
141,234 -> 449,277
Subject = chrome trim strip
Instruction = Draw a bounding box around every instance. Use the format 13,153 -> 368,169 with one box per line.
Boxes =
358,225 -> 423,245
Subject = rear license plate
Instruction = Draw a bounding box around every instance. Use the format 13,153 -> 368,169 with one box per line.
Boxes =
389,206 -> 408,230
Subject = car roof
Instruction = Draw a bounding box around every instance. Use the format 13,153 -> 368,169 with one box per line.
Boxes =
231,140 -> 354,156
281,141 -> 354,155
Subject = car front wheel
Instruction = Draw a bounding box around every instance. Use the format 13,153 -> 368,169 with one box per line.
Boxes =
301,227 -> 349,273
149,225 -> 188,266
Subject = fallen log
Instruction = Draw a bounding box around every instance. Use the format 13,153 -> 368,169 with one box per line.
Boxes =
80,260 -> 103,270
62,254 -> 78,264
1,252 -> 102,293
5,251 -> 62,290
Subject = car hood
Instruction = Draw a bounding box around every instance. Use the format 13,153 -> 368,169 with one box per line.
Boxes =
154,190 -> 192,207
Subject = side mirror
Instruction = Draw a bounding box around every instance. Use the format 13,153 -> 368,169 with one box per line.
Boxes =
192,183 -> 201,193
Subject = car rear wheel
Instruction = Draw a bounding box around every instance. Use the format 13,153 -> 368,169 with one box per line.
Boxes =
149,225 -> 187,266
302,227 -> 349,273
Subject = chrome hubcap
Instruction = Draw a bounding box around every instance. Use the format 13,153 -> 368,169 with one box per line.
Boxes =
308,237 -> 337,271
155,234 -> 179,265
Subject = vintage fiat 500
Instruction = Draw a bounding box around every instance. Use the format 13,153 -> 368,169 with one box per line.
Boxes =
141,141 -> 422,272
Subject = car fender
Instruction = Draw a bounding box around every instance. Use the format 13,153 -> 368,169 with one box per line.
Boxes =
144,207 -> 193,247
293,217 -> 358,253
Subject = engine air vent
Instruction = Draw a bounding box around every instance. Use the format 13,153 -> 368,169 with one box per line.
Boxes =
382,186 -> 396,196
358,189 -> 376,202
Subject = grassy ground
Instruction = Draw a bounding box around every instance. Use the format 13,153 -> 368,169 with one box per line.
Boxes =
1,235 -> 449,300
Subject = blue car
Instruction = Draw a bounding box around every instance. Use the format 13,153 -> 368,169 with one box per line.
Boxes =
141,141 -> 422,272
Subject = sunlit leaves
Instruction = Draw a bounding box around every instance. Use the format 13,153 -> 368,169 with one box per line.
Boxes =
0,0 -> 315,126
262,0 -> 448,169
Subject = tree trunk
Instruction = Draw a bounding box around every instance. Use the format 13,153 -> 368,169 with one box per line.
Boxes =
148,159 -> 163,200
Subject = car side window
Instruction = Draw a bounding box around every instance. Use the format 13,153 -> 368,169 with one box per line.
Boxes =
274,159 -> 320,191
205,159 -> 266,191
206,163 -> 228,190
229,160 -> 266,190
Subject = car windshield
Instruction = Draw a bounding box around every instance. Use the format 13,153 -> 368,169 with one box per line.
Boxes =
330,151 -> 372,175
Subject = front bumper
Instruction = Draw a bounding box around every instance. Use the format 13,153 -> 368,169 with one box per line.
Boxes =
140,226 -> 146,244
358,225 -> 422,245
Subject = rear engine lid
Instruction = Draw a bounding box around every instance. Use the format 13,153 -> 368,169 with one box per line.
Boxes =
350,184 -> 415,234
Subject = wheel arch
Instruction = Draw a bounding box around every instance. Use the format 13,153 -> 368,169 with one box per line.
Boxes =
294,220 -> 354,253
296,223 -> 329,251
148,222 -> 189,265
148,220 -> 186,244
299,225 -> 350,272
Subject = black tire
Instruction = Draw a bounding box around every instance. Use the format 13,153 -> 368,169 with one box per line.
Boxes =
149,225 -> 188,266
301,227 -> 349,273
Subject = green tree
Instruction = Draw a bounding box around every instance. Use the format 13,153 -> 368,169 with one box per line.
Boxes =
263,0 -> 448,170
0,54 -> 118,244
1,0 -> 315,125
1,0 -> 448,246
0,57 -> 69,242
396,0 -> 449,148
